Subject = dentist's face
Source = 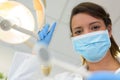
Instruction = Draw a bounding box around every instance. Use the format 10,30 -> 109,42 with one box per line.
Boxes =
71,13 -> 107,37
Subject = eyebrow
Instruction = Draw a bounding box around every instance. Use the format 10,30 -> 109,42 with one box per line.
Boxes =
72,27 -> 82,31
89,21 -> 101,26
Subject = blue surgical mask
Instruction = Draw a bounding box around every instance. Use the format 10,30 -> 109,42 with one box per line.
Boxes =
72,30 -> 111,62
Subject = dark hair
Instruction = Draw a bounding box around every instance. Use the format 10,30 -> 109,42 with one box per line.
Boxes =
70,2 -> 120,64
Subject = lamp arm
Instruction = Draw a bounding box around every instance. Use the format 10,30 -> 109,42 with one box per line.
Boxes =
43,0 -> 46,8
33,0 -> 45,30
12,25 -> 38,39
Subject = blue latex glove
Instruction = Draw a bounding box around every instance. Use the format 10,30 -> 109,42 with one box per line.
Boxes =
87,71 -> 120,80
38,22 -> 56,46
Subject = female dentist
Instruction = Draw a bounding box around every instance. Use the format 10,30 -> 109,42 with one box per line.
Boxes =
8,2 -> 120,80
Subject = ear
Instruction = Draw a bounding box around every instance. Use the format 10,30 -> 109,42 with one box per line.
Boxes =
107,25 -> 112,37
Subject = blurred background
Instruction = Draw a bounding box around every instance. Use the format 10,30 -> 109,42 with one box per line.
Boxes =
0,0 -> 120,77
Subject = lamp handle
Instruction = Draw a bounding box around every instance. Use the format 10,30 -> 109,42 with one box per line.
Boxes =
0,17 -> 38,39
12,25 -> 38,39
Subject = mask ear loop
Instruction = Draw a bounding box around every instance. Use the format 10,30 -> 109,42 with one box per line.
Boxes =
106,25 -> 112,37
104,15 -> 112,34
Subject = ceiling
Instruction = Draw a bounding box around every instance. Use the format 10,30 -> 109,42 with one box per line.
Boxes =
0,0 -> 120,75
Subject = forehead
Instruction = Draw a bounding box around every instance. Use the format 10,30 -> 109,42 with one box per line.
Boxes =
71,13 -> 103,27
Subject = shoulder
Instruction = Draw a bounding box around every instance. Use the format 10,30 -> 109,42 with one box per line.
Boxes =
54,71 -> 84,80
54,65 -> 89,80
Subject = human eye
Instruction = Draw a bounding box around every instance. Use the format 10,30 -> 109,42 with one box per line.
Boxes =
91,25 -> 100,31
74,29 -> 83,35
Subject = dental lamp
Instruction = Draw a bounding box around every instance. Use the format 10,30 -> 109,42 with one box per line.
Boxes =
0,0 -> 83,78
0,0 -> 48,76
0,0 -> 45,44
0,0 -> 53,77
0,1 -> 35,44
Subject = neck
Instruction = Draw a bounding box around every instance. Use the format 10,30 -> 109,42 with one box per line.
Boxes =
87,50 -> 120,72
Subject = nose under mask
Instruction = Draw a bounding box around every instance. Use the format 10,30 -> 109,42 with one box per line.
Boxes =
72,30 -> 111,62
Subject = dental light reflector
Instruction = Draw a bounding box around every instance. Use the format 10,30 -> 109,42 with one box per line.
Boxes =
0,1 -> 35,44
0,0 -> 8,3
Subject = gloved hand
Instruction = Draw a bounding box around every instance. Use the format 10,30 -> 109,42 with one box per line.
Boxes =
38,22 -> 56,46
